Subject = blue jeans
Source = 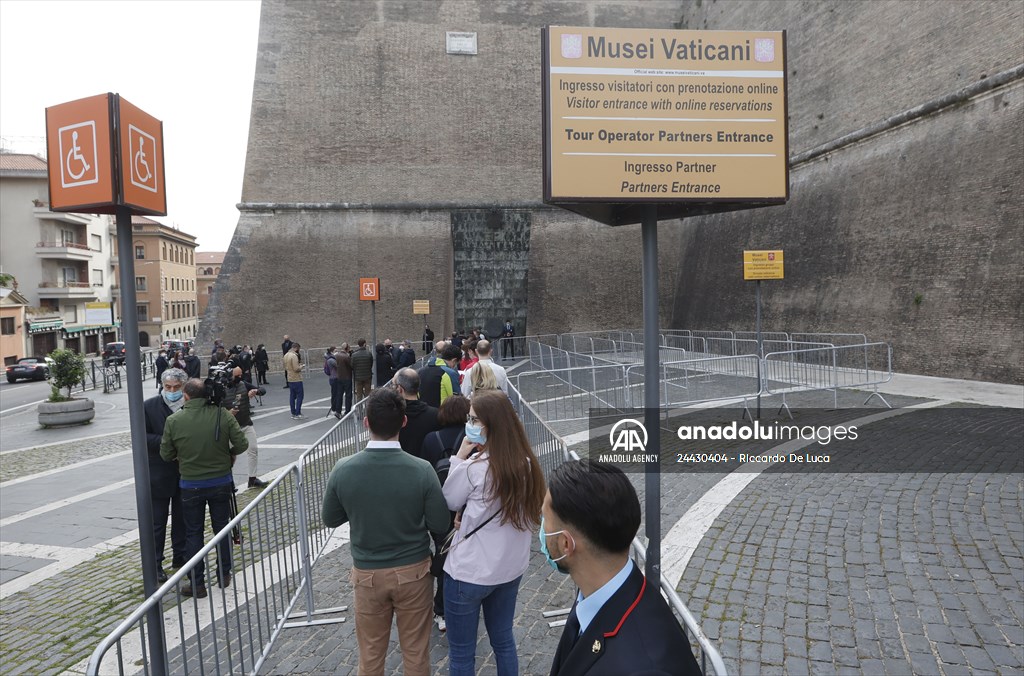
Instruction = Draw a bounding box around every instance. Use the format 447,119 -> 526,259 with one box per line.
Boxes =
288,381 -> 304,415
443,573 -> 522,676
181,483 -> 234,586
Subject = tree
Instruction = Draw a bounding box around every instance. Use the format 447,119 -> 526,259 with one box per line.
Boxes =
47,348 -> 87,402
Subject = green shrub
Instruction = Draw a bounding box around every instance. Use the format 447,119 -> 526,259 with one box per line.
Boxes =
47,348 -> 87,401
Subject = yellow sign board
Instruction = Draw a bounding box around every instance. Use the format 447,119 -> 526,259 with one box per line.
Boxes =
743,250 -> 784,280
413,300 -> 431,315
543,26 -> 788,225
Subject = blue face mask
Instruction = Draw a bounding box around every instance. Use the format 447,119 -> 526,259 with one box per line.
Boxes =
539,515 -> 571,574
465,422 -> 486,445
163,390 -> 183,402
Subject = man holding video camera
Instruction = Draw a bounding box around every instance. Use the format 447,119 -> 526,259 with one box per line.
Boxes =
161,378 -> 248,598
221,365 -> 268,489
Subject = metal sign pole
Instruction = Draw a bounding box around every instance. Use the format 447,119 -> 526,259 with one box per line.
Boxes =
756,279 -> 763,419
641,206 -> 661,590
370,300 -> 377,384
115,205 -> 167,674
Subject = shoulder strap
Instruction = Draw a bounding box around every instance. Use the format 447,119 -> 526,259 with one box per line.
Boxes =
465,509 -> 500,539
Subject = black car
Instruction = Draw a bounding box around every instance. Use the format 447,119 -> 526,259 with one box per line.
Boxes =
6,356 -> 53,383
103,342 -> 127,365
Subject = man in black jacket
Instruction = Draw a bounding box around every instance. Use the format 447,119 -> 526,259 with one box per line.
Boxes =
144,367 -> 188,582
281,335 -> 293,388
394,368 -> 439,461
545,460 -> 701,676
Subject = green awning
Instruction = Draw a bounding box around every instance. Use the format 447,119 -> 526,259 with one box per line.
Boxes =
28,319 -> 64,333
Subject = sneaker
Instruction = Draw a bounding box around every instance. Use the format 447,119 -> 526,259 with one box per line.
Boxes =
294,414 -> 305,420
434,615 -> 446,633
291,414 -> 300,420
248,477 -> 268,489
334,412 -> 342,420
180,582 -> 207,598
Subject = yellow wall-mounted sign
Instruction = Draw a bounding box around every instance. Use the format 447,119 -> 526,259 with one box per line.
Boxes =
743,250 -> 784,280
413,300 -> 431,315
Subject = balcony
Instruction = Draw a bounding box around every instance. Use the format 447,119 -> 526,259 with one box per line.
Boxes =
33,206 -> 92,226
37,280 -> 97,299
35,240 -> 96,261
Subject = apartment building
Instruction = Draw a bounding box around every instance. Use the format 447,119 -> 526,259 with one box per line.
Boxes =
0,153 -> 118,356
113,216 -> 198,347
196,251 -> 225,325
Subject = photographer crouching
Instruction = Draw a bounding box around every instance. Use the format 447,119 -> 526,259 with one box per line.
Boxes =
222,366 -> 269,489
160,378 -> 248,598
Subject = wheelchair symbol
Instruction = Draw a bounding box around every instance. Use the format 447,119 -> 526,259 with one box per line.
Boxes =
128,125 -> 158,193
58,121 -> 98,188
134,137 -> 151,183
65,130 -> 91,180
363,283 -> 376,296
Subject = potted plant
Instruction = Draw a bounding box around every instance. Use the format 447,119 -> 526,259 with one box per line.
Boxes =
38,348 -> 95,427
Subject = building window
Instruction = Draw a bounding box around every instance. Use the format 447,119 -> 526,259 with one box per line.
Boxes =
64,305 -> 78,323
61,267 -> 78,285
137,305 -> 148,321
135,244 -> 145,259
162,243 -> 167,260
207,285 -> 213,294
135,276 -> 147,291
0,317 -> 15,335
93,269 -> 103,285
91,234 -> 102,251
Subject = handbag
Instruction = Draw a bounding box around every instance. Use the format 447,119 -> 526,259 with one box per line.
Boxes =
430,509 -> 500,577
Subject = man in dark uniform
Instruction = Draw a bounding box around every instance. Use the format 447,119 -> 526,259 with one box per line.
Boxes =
544,460 -> 701,675
144,367 -> 188,582
501,319 -> 516,360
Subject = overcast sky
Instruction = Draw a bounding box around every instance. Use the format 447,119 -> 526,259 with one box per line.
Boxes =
0,0 -> 261,251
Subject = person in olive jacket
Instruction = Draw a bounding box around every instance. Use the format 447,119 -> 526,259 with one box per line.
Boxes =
160,378 -> 248,598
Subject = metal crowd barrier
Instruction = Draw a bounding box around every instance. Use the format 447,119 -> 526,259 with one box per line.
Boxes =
86,397 -> 370,676
762,341 -> 893,411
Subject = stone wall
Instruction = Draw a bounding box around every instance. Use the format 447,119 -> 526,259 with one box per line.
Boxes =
670,0 -> 1023,383
202,0 -> 687,350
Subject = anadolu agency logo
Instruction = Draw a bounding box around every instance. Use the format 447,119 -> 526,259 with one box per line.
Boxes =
600,418 -> 658,464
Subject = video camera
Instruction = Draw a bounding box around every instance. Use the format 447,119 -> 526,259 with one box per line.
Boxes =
205,359 -> 237,407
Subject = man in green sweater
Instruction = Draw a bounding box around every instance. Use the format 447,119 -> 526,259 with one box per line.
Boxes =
322,387 -> 450,676
161,378 -> 248,598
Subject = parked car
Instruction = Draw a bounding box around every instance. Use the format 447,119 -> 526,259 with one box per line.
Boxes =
6,356 -> 53,383
102,342 -> 127,365
162,340 -> 189,354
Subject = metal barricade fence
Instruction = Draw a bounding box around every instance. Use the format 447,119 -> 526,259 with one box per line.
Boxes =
790,332 -> 868,346
734,331 -> 789,343
88,466 -> 314,675
513,362 -> 632,423
625,355 -> 762,409
762,342 -> 893,409
86,398 -> 371,676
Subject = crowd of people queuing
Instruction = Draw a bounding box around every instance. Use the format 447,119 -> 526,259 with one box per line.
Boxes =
145,324 -> 698,673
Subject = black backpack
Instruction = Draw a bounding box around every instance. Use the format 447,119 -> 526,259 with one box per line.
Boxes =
429,429 -> 464,486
